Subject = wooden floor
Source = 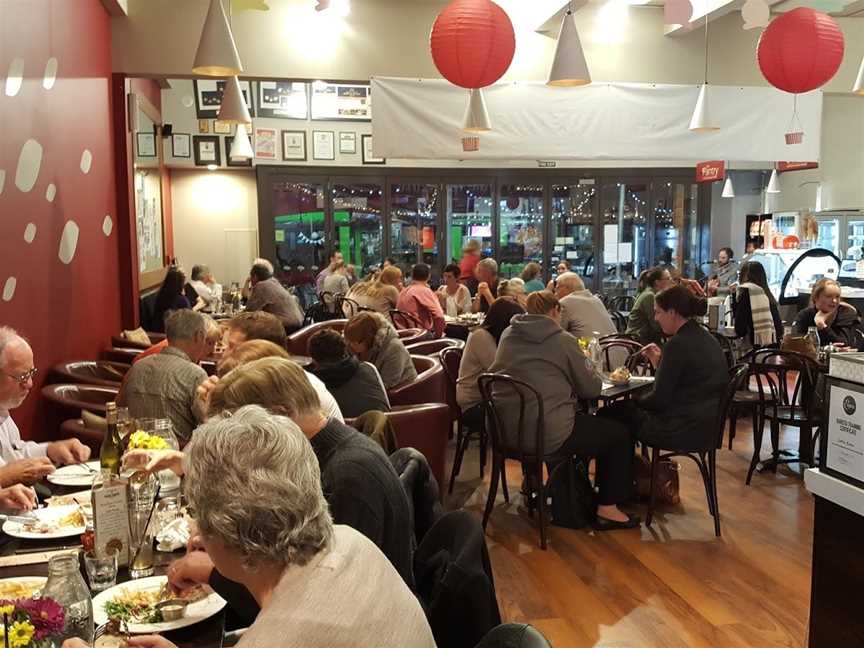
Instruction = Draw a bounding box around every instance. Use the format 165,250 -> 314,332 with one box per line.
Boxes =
445,421 -> 814,648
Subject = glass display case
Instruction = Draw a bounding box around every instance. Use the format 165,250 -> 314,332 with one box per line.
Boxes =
744,247 -> 840,305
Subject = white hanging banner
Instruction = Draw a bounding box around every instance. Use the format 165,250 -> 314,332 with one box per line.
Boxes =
370,77 -> 822,162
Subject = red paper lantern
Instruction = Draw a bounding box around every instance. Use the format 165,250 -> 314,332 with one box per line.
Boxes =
430,0 -> 516,89
757,7 -> 844,94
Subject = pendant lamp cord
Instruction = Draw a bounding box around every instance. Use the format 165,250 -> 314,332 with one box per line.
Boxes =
703,9 -> 709,84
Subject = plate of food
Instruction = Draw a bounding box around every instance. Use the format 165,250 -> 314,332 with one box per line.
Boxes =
93,576 -> 226,634
0,577 -> 46,600
47,491 -> 93,519
47,462 -> 100,487
2,504 -> 86,539
608,366 -> 631,386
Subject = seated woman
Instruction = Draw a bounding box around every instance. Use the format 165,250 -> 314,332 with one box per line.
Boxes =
151,267 -> 192,333
344,266 -> 402,316
309,328 -> 390,418
734,260 -> 783,348
488,291 -> 639,531
72,406 -> 434,648
321,261 -> 350,313
601,285 -> 728,453
520,262 -> 546,293
793,278 -> 864,349
436,263 -> 472,317
625,267 -> 673,345
343,311 -> 417,389
457,299 -> 525,427
497,277 -> 527,308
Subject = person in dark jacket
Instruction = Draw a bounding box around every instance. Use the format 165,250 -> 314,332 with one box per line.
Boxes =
488,291 -> 639,531
152,267 -> 191,333
601,285 -> 728,452
344,311 -> 417,389
734,261 -> 783,348
309,328 -> 390,418
793,278 -> 864,349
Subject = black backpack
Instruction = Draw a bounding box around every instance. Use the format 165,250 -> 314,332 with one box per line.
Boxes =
549,458 -> 597,529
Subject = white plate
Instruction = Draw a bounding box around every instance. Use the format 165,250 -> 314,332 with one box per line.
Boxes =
0,576 -> 46,599
2,504 -> 86,539
93,576 -> 226,634
47,462 -> 100,487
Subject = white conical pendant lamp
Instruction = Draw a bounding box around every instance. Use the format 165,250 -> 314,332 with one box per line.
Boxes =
218,76 -> 251,123
463,88 -> 491,133
193,0 -> 243,76
547,8 -> 590,87
722,174 -> 735,198
766,168 -> 781,193
689,13 -> 719,132
853,56 -> 864,95
230,124 -> 253,160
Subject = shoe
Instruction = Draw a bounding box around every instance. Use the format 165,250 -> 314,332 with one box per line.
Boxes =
592,513 -> 641,531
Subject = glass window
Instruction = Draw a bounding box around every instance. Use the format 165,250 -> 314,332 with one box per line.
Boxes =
446,184 -> 493,265
601,182 -> 648,296
390,183 -> 439,275
332,182 -> 384,278
652,181 -> 700,278
499,184 -> 544,279
551,183 -> 596,284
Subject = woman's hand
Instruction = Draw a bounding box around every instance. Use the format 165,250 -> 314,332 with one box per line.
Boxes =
814,309 -> 831,329
122,449 -> 186,476
640,343 -> 662,368
196,375 -> 220,412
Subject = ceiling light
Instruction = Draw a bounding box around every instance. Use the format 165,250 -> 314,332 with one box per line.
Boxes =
207,164 -> 218,171
766,168 -> 780,193
193,0 -> 243,76
463,88 -> 491,133
854,56 -> 864,95
547,9 -> 591,87
722,175 -> 735,198
230,123 -> 254,159
218,76 -> 251,123
315,0 -> 350,17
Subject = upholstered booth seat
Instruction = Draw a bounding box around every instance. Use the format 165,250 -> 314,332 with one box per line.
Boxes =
49,361 -> 131,387
101,347 -> 143,364
388,355 -> 447,408
41,384 -> 119,419
397,328 -> 428,346
405,338 -> 465,356
110,332 -> 165,350
286,319 -> 348,356
59,418 -> 103,454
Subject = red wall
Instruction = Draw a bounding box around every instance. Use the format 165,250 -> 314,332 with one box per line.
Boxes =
0,0 -> 121,440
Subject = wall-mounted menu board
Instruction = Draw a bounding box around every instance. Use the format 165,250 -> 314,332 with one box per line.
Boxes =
256,81 -> 308,119
311,83 -> 371,121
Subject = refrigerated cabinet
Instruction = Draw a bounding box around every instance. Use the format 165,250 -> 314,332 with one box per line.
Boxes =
743,247 -> 840,306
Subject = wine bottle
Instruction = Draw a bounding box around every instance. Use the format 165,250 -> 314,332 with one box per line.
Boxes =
100,402 -> 121,475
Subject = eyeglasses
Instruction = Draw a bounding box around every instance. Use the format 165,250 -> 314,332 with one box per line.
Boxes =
5,367 -> 37,385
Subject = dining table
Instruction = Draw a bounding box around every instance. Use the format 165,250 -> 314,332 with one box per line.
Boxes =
598,376 -> 655,403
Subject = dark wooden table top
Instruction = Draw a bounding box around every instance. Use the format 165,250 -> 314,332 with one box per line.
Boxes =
598,376 -> 654,401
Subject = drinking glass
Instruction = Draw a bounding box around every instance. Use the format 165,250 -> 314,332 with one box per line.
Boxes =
84,550 -> 118,592
152,420 -> 182,495
127,473 -> 158,579
41,553 -> 94,643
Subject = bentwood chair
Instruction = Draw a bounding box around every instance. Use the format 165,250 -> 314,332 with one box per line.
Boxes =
442,347 -> 488,494
405,338 -> 465,356
610,294 -> 636,312
598,338 -> 642,374
478,373 -> 572,550
397,328 -> 429,347
390,308 -> 427,332
644,363 -> 748,537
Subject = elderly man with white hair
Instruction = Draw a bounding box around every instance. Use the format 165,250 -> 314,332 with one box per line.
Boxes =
64,405 -> 435,648
471,257 -> 500,314
0,327 -> 90,495
554,272 -> 617,341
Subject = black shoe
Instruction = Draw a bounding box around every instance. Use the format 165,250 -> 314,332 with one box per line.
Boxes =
592,513 -> 641,531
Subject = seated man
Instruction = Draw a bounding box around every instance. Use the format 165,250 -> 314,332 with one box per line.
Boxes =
471,258 -> 501,315
396,263 -> 445,337
119,311 -> 210,447
309,329 -> 390,418
245,261 -> 304,331
555,272 -> 617,340
188,265 -> 221,312
0,327 -> 90,487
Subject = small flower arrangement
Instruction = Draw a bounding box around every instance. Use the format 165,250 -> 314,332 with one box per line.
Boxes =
0,597 -> 65,647
128,430 -> 169,451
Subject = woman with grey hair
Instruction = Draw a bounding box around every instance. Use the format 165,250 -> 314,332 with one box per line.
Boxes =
65,405 -> 434,648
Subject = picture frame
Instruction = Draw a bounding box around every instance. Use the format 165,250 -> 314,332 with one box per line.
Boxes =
254,127 -> 278,160
310,82 -> 371,121
339,132 -> 357,155
361,134 -> 385,164
281,130 -> 307,161
171,133 -> 191,158
198,119 -> 209,134
213,120 -> 232,135
312,131 -> 336,160
224,136 -> 253,167
193,79 -> 255,119
136,132 -> 156,158
256,81 -> 309,120
193,135 -> 221,167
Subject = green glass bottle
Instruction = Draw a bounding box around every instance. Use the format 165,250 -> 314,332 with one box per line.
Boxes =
99,402 -> 121,476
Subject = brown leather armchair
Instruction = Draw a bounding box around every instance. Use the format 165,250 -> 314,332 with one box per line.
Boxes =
388,355 -> 447,408
286,320 -> 348,355
41,384 -> 119,420
59,419 -> 103,454
347,403 -> 451,493
398,329 -> 429,346
405,338 -> 465,356
49,361 -> 131,387
110,332 -> 164,350
101,347 -> 143,364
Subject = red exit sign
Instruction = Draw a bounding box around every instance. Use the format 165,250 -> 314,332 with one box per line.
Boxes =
696,160 -> 725,183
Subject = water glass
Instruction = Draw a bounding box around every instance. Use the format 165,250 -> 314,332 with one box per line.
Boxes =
84,551 -> 118,592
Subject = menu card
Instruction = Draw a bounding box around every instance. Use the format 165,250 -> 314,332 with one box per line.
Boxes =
92,479 -> 131,566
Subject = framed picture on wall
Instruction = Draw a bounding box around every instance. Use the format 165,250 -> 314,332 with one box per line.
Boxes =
171,133 -> 191,158
281,130 -> 307,161
254,128 -> 278,160
339,132 -> 357,154
193,135 -> 221,166
310,83 -> 371,121
361,134 -> 385,164
312,130 -> 335,160
136,132 -> 156,158
213,119 -> 232,135
257,81 -> 309,119
193,79 -> 255,119
224,136 -> 253,167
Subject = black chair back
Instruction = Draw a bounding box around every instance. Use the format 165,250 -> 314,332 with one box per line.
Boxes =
474,624 -> 552,648
337,296 -> 365,318
610,310 -> 628,334
440,347 -> 462,397
599,338 -> 642,373
711,332 -> 737,368
610,294 -> 635,312
390,308 -> 426,331
715,364 -> 750,449
754,349 -> 820,418
478,373 -> 546,464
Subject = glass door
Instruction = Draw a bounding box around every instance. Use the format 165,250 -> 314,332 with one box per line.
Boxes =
652,180 -> 700,279
331,181 -> 384,279
551,182 -> 597,287
389,182 -> 440,276
498,183 -> 544,279
600,181 -> 648,297
815,215 -> 841,258
445,183 -> 494,265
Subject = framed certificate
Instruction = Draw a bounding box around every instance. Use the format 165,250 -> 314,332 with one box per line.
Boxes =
171,133 -> 191,158
254,128 -> 278,160
339,132 -> 357,154
822,376 -> 864,489
361,134 -> 385,165
136,132 -> 156,158
193,135 -> 221,166
224,136 -> 253,167
282,130 -> 307,161
312,130 -> 336,161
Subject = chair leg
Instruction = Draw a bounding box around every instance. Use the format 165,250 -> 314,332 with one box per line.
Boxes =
479,428 -> 488,479
646,446 -> 660,528
536,459 -> 548,550
697,453 -> 715,518
481,453 -> 502,532
769,420 -> 780,473
746,412 -> 764,486
501,461 -> 510,504
728,411 -> 738,450
710,450 -> 721,537
447,424 -> 469,495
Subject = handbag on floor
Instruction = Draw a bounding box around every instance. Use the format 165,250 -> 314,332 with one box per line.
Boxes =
633,454 -> 680,506
549,458 -> 597,529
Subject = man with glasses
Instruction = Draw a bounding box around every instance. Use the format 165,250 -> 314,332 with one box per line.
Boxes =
0,327 -> 90,488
